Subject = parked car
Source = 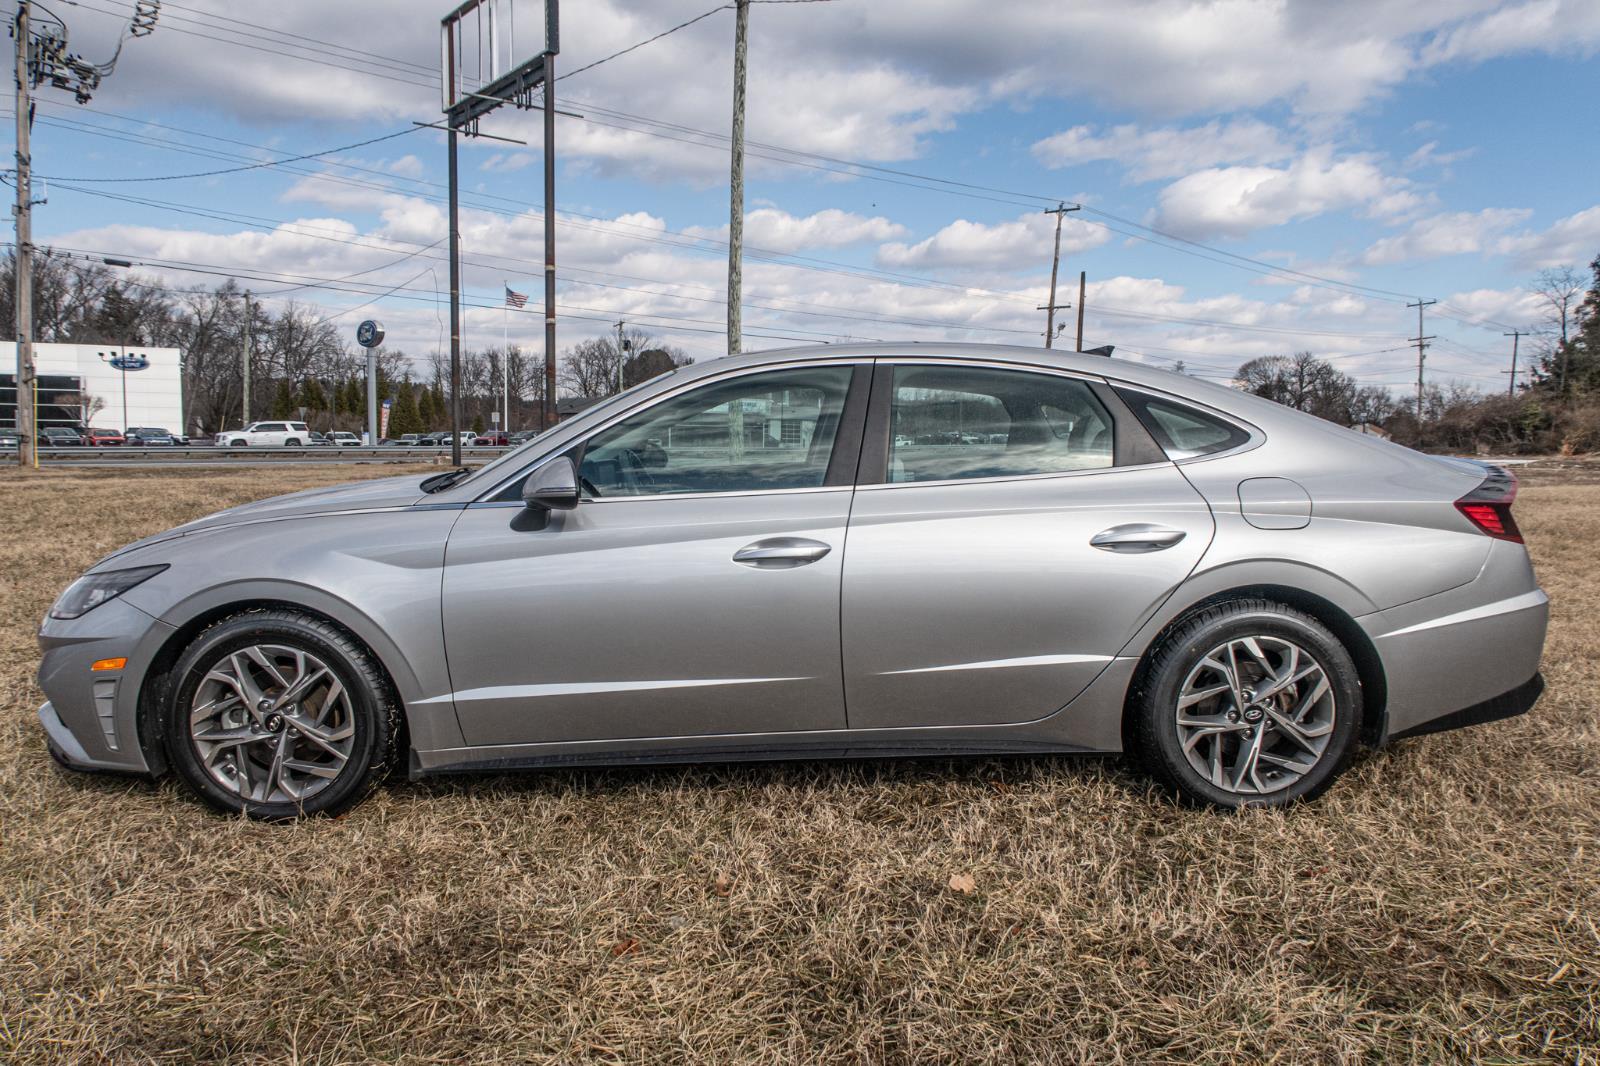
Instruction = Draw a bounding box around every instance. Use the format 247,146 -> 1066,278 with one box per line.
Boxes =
214,421 -> 312,447
328,431 -> 362,447
509,430 -> 540,445
37,343 -> 1548,820
125,427 -> 176,446
0,427 -> 20,449
307,432 -> 333,447
84,428 -> 125,446
472,431 -> 510,446
37,426 -> 85,446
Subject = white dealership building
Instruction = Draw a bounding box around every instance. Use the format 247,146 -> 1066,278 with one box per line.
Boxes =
0,342 -> 184,433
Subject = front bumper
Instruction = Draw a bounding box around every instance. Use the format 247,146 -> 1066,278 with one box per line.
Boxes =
36,597 -> 174,776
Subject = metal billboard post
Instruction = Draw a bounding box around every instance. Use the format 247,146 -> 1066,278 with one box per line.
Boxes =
441,0 -> 559,450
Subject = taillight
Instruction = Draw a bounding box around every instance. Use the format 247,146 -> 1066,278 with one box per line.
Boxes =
1455,465 -> 1522,543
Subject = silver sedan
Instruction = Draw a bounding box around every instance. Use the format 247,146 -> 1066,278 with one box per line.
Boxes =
37,344 -> 1548,818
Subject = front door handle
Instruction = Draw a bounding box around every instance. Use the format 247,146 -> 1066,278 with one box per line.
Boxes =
1090,524 -> 1187,553
733,537 -> 832,568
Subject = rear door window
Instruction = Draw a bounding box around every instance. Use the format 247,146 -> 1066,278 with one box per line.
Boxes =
886,365 -> 1113,484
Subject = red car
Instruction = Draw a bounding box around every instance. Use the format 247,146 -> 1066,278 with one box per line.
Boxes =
472,431 -> 510,446
84,428 -> 125,446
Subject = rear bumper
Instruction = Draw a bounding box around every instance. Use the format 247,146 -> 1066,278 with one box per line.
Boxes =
1389,672 -> 1544,741
1364,573 -> 1548,740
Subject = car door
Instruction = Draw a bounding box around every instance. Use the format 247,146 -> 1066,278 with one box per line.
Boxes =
841,360 -> 1215,730
440,361 -> 869,747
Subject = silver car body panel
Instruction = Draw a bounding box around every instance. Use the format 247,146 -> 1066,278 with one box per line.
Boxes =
34,343 -> 1547,781
841,462 -> 1214,730
439,490 -> 852,745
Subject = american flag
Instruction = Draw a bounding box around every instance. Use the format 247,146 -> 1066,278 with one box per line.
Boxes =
505,286 -> 528,309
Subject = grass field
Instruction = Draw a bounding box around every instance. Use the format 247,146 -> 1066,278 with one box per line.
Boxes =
1,464 -> 1597,1064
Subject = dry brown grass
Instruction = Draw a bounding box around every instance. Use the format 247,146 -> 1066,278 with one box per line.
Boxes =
1,463 -> 1597,1064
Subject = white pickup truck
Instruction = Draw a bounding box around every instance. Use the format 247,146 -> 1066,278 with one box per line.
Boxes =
214,421 -> 313,447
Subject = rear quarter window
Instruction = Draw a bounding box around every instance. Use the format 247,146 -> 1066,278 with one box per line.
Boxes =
1117,391 -> 1251,460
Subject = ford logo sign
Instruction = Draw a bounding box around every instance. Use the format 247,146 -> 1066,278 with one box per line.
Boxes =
109,354 -> 150,371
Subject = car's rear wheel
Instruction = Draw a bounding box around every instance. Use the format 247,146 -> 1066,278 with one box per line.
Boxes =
163,610 -> 399,819
1128,598 -> 1362,809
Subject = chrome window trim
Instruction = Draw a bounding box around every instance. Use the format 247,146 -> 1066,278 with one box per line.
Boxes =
854,459 -> 1170,493
473,358 -> 871,504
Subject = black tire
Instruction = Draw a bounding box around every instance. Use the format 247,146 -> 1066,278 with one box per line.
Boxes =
162,609 -> 400,820
229,439 -> 247,447
285,439 -> 302,447
1127,598 -> 1362,810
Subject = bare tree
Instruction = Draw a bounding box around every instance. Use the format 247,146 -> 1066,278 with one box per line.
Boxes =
559,331 -> 690,399
1534,266 -> 1584,393
57,392 -> 105,424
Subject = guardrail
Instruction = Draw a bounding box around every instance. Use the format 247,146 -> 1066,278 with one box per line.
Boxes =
6,445 -> 514,463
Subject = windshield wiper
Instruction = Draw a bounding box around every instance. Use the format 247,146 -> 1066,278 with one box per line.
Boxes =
421,467 -> 471,494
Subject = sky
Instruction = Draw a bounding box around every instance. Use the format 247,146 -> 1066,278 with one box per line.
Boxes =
10,0 -> 1600,392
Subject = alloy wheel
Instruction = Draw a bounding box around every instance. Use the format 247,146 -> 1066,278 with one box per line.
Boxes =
188,643 -> 355,804
1174,635 -> 1336,796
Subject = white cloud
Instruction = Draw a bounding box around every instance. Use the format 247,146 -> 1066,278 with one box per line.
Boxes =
684,209 -> 907,254
1494,206 -> 1600,270
1031,119 -> 1293,182
876,211 -> 1109,272
52,0 -> 1600,187
1439,286 -> 1545,329
1152,148 -> 1425,240
1361,208 -> 1532,265
1421,0 -> 1600,65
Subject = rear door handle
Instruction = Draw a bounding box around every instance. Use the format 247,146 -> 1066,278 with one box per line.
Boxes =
1090,524 -> 1187,553
733,537 -> 832,568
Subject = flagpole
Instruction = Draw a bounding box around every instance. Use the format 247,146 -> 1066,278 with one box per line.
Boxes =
503,280 -> 510,435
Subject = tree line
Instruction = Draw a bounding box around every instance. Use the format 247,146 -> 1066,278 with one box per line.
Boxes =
1,250 -> 690,437
1230,254 -> 1600,455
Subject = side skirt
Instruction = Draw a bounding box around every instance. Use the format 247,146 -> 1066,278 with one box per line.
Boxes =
410,735 -> 1112,778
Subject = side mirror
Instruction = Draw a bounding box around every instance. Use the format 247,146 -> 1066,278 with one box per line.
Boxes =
521,455 -> 580,510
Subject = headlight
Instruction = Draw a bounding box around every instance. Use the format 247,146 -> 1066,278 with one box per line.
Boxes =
49,565 -> 168,620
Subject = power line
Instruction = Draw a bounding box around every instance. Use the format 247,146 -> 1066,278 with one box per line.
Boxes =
50,171 -> 1435,347
62,0 -> 1435,309
31,126 -> 421,182
557,4 -> 730,82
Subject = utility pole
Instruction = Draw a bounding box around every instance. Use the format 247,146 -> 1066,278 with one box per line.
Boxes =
542,52 -> 556,432
10,0 -> 156,467
1037,203 -> 1079,348
725,0 -> 749,356
240,290 -> 251,425
611,321 -> 624,396
1074,270 -> 1086,353
446,127 -> 462,464
13,0 -> 35,468
1407,298 -> 1436,422
1503,329 -> 1523,397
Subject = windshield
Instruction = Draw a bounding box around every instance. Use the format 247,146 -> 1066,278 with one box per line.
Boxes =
450,372 -> 678,490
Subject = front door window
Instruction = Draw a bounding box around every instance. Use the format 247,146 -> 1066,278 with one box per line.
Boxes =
579,366 -> 854,497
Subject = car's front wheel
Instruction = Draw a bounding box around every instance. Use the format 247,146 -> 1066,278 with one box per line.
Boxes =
1127,598 -> 1362,809
163,610 -> 399,819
